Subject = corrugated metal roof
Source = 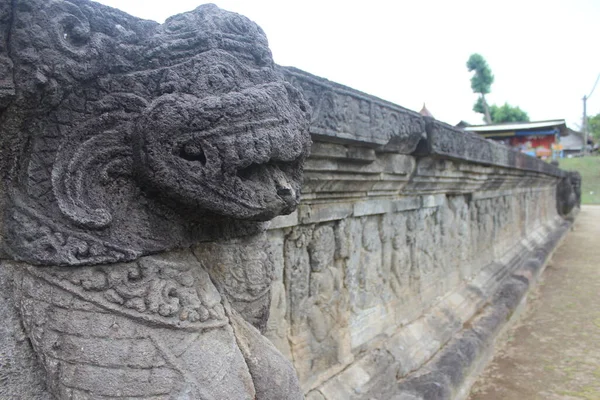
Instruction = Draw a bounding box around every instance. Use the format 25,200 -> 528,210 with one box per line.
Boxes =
464,119 -> 566,133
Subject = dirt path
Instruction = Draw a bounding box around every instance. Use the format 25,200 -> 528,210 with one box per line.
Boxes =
468,205 -> 600,400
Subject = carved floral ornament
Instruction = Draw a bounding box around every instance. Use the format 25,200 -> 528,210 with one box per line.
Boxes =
0,0 -> 311,266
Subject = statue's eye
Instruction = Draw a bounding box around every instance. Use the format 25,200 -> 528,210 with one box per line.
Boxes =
179,142 -> 207,165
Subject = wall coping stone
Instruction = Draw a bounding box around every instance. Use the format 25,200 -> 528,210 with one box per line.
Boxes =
281,66 -> 565,179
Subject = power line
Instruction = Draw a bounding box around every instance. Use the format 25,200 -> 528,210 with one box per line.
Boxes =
587,73 -> 600,99
582,73 -> 600,155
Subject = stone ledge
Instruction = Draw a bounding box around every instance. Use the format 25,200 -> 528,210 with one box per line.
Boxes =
282,66 -> 565,180
297,195 -> 440,224
280,66 -> 425,153
416,118 -> 565,178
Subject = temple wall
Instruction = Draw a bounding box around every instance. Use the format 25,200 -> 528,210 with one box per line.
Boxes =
263,67 -> 573,398
0,3 -> 580,399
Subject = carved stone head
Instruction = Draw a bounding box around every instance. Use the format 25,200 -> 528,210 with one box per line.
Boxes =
0,0 -> 311,265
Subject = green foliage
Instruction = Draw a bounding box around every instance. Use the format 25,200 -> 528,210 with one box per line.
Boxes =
587,113 -> 600,141
473,96 -> 486,114
489,103 -> 530,123
473,99 -> 529,123
467,53 -> 529,124
466,53 -> 494,95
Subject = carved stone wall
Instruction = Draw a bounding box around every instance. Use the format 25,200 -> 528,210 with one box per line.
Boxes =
266,187 -> 559,393
0,2 -> 579,399
260,68 -> 578,399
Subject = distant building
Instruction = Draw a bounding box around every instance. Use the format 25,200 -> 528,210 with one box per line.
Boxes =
559,128 -> 594,155
463,120 -> 568,158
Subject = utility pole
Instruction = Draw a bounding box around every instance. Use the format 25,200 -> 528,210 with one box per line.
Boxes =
583,95 -> 588,155
583,73 -> 600,155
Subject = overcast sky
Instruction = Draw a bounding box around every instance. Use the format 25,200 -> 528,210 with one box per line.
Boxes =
94,0 -> 599,128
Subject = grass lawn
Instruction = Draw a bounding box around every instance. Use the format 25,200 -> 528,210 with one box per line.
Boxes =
558,156 -> 600,204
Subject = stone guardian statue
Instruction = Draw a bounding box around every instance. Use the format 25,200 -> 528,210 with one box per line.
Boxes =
0,1 -> 311,399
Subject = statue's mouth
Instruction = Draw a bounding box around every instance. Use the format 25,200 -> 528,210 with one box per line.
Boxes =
134,82 -> 310,220
175,119 -> 304,219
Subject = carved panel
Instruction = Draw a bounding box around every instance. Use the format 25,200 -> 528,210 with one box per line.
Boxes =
282,223 -> 352,388
281,67 -> 425,153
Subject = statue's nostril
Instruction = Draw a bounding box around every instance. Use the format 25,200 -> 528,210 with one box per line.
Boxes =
277,187 -> 293,199
180,143 -> 206,165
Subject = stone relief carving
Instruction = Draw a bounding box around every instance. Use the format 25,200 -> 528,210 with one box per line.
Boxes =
0,1 -> 574,399
420,118 -> 565,177
282,223 -> 352,386
0,1 -> 310,399
13,253 -> 247,399
267,182 -> 566,392
193,233 -> 274,332
263,230 -> 293,360
281,67 -> 425,153
306,226 -> 350,371
381,212 -> 413,299
444,196 -> 471,279
357,217 -> 385,309
1,0 -> 310,266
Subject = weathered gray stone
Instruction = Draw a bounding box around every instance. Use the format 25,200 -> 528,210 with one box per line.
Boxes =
302,150 -> 416,201
281,67 -> 425,153
299,203 -> 354,224
0,0 -> 311,266
0,264 -> 51,399
0,1 -> 310,399
416,117 -> 565,177
0,2 -> 578,399
556,170 -> 582,217
268,179 -> 567,398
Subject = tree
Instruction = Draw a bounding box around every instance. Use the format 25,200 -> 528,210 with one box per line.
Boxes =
467,53 -> 494,124
488,103 -> 530,123
467,54 -> 529,124
587,112 -> 600,141
473,99 -> 529,123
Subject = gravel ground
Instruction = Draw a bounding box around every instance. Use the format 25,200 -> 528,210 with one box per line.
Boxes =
468,205 -> 600,400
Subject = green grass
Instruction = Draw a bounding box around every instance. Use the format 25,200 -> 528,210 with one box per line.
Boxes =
559,156 -> 600,204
